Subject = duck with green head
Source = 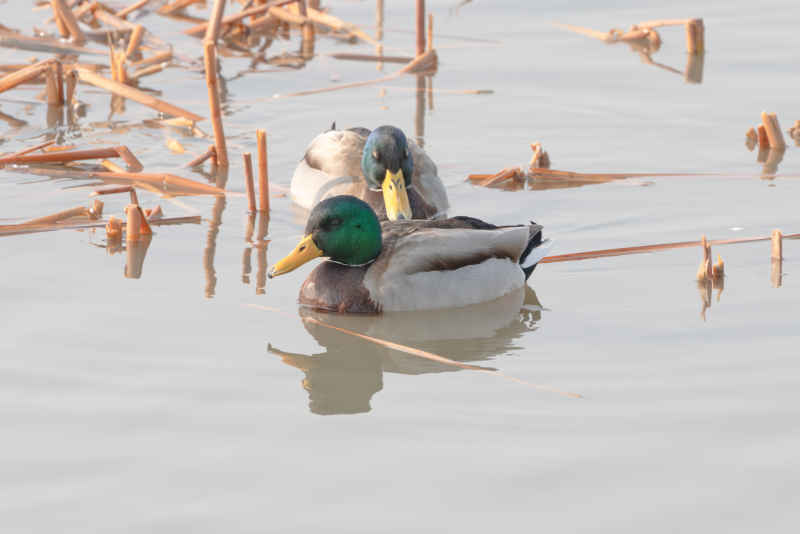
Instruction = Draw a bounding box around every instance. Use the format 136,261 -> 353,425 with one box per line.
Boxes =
269,195 -> 551,313
289,125 -> 448,221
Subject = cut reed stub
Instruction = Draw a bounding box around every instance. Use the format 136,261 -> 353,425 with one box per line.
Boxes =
757,124 -> 769,151
185,145 -> 216,168
696,235 -> 713,282
685,18 -> 704,55
760,111 -> 786,150
712,255 -> 724,281
528,142 -> 550,171
745,127 -> 757,151
106,216 -> 123,240
771,229 -> 783,261
789,120 -> 800,143
257,129 -> 270,213
243,152 -> 257,213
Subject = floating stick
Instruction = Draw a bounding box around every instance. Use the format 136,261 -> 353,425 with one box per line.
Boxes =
0,32 -> 105,55
76,68 -> 204,121
203,41 -> 228,166
257,129 -> 269,213
2,140 -> 56,160
329,53 -> 410,63
0,147 -> 117,166
416,0 -> 425,56
92,170 -> 226,195
542,233 -> 800,264
243,151 -> 257,213
21,206 -> 92,226
116,0 -> 152,19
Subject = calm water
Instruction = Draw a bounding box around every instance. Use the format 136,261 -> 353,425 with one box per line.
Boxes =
2,0 -> 800,531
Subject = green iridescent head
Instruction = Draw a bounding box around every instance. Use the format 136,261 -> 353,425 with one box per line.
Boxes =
268,196 -> 382,277
361,126 -> 414,220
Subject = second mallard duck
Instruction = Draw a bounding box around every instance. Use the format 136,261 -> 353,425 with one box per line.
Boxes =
269,195 -> 551,313
290,125 -> 449,221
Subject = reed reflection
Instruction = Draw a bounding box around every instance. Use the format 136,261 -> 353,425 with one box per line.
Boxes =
203,168 -> 227,298
269,287 -> 544,415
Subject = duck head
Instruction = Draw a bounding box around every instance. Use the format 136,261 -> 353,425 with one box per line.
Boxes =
269,195 -> 383,278
361,125 -> 414,221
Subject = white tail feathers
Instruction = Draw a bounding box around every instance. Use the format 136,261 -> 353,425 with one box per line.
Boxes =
521,238 -> 554,269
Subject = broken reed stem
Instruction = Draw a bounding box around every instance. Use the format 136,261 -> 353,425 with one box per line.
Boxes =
130,62 -> 167,80
243,152 -> 257,213
542,232 -> 800,264
416,0 -> 425,56
185,145 -> 216,168
3,140 -> 56,160
52,0 -> 86,44
205,0 -> 228,43
126,24 -> 145,57
22,206 -> 89,226
203,41 -> 228,166
761,112 -> 786,150
772,230 -> 783,260
184,2 -> 275,36
257,129 -> 269,213
76,68 -> 204,121
116,0 -> 152,19
0,59 -> 60,98
0,147 -> 119,166
130,50 -> 172,68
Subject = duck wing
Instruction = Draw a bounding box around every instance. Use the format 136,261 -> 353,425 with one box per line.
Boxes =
290,129 -> 368,209
408,139 -> 449,215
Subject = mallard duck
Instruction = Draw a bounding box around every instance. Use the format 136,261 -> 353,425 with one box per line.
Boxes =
268,195 -> 551,313
290,125 -> 449,221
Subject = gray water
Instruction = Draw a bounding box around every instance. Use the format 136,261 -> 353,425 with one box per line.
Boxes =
2,0 -> 800,531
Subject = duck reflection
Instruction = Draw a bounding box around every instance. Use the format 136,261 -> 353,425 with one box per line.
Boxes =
269,286 -> 543,415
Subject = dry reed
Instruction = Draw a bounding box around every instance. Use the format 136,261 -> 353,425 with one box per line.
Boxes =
203,40 -> 228,166
76,68 -> 204,121
243,152 -> 257,213
257,129 -> 269,213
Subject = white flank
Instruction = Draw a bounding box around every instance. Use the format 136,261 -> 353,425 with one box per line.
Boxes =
371,258 -> 525,312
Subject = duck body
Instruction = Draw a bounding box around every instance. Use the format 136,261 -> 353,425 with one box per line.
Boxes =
269,196 -> 551,314
290,126 -> 449,220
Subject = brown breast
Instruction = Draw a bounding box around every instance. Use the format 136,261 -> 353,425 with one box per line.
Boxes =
298,261 -> 381,314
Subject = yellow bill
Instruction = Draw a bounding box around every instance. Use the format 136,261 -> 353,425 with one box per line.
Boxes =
382,169 -> 412,221
268,234 -> 323,278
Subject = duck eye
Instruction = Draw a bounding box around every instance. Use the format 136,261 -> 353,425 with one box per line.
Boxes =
404,148 -> 409,158
372,150 -> 379,161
